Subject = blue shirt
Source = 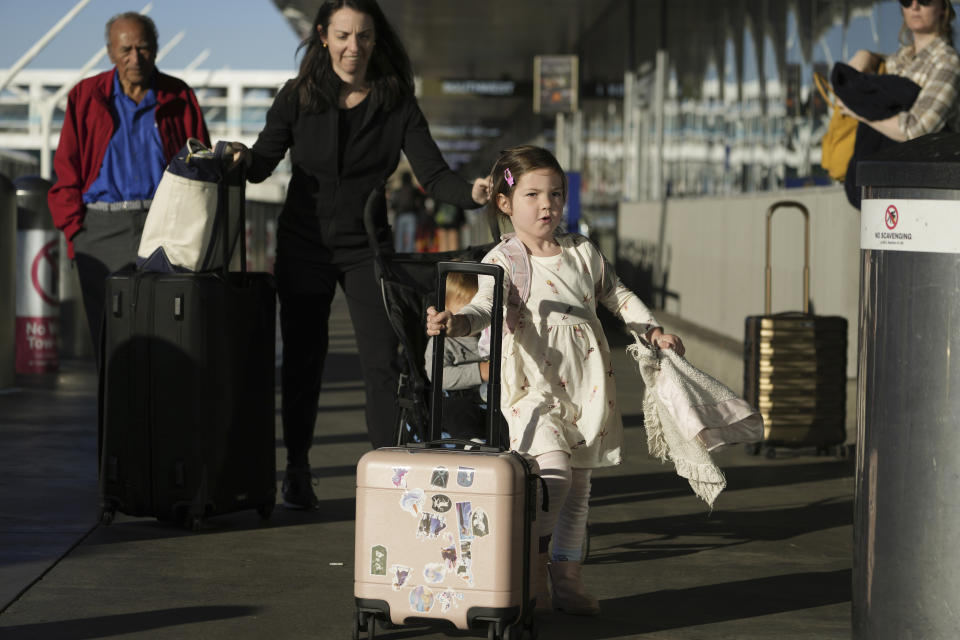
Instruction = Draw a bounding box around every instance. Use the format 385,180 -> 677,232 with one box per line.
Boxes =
83,72 -> 167,204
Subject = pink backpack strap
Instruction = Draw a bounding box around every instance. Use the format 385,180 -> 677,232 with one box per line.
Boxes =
494,233 -> 530,333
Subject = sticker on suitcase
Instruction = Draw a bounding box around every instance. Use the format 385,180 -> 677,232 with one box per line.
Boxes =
370,545 -> 387,576
437,588 -> 464,612
471,507 -> 490,538
430,466 -> 449,488
409,585 -> 435,613
390,565 -> 411,590
455,540 -> 474,586
456,501 -> 473,540
399,489 -> 425,517
416,512 -> 447,539
456,466 -> 475,487
392,466 -> 410,488
440,539 -> 458,569
423,562 -> 446,583
431,493 -> 452,512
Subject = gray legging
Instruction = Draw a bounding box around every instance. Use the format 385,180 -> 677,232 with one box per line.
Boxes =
535,450 -> 592,562
72,208 -> 149,368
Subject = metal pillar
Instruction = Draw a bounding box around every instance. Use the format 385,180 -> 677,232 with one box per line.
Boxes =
855,133 -> 960,638
0,173 -> 16,387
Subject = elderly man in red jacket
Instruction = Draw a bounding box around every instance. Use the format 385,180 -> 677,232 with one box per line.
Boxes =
48,11 -> 209,364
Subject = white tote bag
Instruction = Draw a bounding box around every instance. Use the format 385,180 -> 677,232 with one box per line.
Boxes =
138,139 -> 242,272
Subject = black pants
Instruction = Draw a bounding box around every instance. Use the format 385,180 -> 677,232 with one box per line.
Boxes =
73,208 -> 148,369
278,252 -> 399,466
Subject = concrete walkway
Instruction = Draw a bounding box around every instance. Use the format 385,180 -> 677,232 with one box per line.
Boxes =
0,291 -> 854,639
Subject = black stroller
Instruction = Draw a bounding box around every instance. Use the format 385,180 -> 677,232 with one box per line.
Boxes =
362,186 -> 500,447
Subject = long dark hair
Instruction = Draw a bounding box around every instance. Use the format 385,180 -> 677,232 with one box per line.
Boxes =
292,0 -> 414,113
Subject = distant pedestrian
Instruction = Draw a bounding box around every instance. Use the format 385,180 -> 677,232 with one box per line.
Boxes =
416,196 -> 438,252
842,0 -> 959,140
838,0 -> 960,207
47,11 -> 209,364
433,200 -> 464,251
391,171 -> 422,252
426,145 -> 684,616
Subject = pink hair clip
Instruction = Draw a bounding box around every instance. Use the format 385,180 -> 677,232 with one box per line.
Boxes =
504,168 -> 514,187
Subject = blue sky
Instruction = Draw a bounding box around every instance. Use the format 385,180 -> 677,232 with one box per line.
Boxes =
0,0 -> 303,72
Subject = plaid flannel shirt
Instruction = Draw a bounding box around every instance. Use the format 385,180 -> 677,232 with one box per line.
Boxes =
884,36 -> 960,138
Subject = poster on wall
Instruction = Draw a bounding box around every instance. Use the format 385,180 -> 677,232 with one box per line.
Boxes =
534,55 -> 579,114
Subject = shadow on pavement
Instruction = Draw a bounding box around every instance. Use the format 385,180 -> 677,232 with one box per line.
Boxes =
537,569 -> 851,639
591,460 -> 855,507
0,605 -> 261,640
587,498 -> 852,564
81,496 -> 357,545
352,570 -> 851,640
271,464 -> 357,481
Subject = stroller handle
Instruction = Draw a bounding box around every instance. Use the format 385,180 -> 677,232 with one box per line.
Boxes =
431,261 -> 505,448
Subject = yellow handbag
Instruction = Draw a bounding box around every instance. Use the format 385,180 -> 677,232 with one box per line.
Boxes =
816,62 -> 885,181
815,71 -> 858,181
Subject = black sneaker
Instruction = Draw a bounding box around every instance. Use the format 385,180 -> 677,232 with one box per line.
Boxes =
282,467 -> 320,510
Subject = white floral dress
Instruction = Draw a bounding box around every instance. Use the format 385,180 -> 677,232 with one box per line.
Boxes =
460,234 -> 658,468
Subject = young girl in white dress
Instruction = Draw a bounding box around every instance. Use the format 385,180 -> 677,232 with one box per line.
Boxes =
426,145 -> 684,616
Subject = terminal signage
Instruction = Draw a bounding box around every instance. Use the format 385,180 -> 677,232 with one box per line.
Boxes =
534,55 -> 579,114
861,199 -> 960,253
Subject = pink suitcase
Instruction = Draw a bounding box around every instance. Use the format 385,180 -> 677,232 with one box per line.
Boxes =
354,262 -> 540,640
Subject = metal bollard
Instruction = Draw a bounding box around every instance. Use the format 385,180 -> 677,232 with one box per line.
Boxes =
855,132 -> 960,638
0,173 -> 15,387
15,176 -> 59,374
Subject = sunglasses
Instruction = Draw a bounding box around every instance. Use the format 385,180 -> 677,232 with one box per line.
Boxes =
899,0 -> 936,7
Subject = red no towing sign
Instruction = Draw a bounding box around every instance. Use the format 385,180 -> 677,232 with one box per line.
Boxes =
16,230 -> 59,374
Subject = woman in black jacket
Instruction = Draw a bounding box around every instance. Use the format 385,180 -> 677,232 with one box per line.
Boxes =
237,0 -> 491,509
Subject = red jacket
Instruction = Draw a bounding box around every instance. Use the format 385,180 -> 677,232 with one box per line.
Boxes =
48,69 -> 209,257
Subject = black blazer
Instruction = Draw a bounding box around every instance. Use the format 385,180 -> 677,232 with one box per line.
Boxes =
248,76 -> 479,258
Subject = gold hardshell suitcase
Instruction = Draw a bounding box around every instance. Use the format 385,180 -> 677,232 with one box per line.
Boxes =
354,262 -> 539,640
743,201 -> 847,458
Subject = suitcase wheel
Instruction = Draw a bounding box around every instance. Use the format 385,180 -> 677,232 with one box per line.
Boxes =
256,503 -> 274,520
524,612 -> 539,640
488,620 -> 525,640
830,444 -> 854,459
186,514 -> 202,532
354,610 -> 375,640
744,443 -> 762,456
99,506 -> 116,526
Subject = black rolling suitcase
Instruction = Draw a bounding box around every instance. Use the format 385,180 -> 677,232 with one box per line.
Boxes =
99,164 -> 277,530
743,201 -> 848,458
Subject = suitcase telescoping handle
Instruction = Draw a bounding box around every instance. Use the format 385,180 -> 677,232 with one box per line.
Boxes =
216,142 -> 247,277
765,200 -> 809,315
429,261 -> 505,449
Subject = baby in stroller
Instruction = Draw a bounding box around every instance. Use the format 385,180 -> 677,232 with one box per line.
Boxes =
424,271 -> 489,442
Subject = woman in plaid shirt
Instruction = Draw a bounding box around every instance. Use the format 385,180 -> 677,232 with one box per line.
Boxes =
843,0 -> 960,141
